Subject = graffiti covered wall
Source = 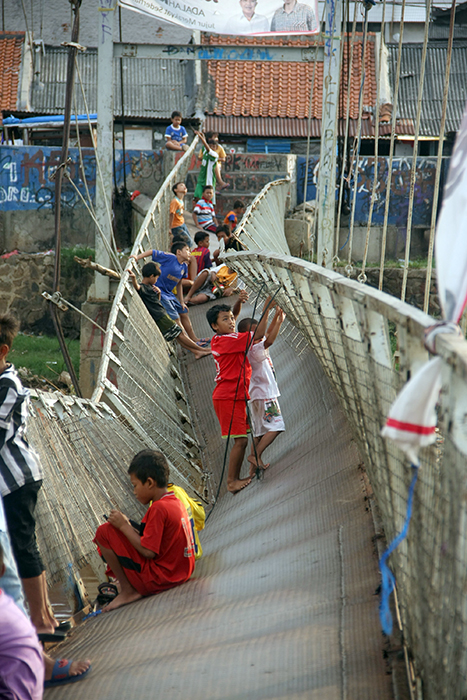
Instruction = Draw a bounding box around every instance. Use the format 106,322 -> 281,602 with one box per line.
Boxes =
297,155 -> 450,228
0,146 -> 165,211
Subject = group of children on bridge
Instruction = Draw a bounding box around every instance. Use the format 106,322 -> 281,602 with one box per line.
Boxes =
0,120 -> 286,697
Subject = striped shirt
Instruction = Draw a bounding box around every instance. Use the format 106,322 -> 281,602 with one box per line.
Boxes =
0,364 -> 43,496
194,198 -> 216,227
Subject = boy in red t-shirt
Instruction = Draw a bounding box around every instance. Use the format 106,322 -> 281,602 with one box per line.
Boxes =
206,293 -> 271,494
191,230 -> 212,274
94,450 -> 195,612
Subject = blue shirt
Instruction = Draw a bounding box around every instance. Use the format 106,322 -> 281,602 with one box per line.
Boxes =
151,250 -> 188,298
165,124 -> 188,142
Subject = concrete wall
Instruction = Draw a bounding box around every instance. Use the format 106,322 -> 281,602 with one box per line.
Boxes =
185,151 -> 294,219
0,0 -> 191,47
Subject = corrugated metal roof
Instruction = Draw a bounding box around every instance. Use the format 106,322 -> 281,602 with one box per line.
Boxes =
387,41 -> 467,135
29,46 -> 189,119
316,0 -> 433,23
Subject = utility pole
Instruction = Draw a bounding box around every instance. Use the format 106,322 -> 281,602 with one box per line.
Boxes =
317,0 -> 342,268
94,0 -> 116,300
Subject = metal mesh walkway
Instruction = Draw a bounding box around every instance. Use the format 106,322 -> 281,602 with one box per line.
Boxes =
44,300 -> 396,700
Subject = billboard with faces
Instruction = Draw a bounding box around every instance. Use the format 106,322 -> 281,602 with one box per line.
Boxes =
118,0 -> 319,36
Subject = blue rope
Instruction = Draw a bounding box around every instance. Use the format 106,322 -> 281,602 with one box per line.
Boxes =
379,464 -> 419,635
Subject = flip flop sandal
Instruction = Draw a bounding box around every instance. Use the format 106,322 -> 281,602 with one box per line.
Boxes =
96,582 -> 118,606
56,620 -> 72,632
196,338 -> 211,347
44,659 -> 92,688
38,631 -> 68,643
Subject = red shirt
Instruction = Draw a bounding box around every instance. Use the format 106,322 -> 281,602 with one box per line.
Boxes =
191,246 -> 212,273
141,493 -> 195,589
211,331 -> 253,400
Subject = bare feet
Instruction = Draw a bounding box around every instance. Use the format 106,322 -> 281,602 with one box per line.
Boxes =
103,589 -> 142,612
193,349 -> 212,360
44,653 -> 91,681
227,477 -> 252,494
247,455 -> 270,477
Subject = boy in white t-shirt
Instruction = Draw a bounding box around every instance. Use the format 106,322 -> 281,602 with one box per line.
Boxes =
237,305 -> 286,476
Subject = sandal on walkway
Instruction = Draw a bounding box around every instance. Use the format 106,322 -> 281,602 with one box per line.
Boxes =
38,631 -> 67,643
96,582 -> 118,606
44,659 -> 91,688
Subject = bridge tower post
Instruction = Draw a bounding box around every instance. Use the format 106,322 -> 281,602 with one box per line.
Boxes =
317,0 -> 342,268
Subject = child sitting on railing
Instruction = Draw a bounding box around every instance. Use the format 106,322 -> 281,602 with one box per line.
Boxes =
128,263 -> 210,360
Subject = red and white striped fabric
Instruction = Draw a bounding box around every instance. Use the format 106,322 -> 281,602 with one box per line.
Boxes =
382,99 -> 467,463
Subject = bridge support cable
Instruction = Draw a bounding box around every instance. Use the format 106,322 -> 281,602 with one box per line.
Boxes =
359,0 -> 388,284
378,0 -> 406,291
346,2 -> 373,279
400,0 -> 432,303
423,0 -> 457,314
301,0 -> 327,257
335,0 -> 358,264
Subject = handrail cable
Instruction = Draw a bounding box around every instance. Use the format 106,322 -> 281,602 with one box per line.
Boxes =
359,0 -> 388,284
400,0 -> 432,302
378,0 -> 407,291
423,0 -> 457,314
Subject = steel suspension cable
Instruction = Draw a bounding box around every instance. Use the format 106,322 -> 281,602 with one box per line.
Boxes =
401,0 -> 432,302
74,57 -> 121,268
49,0 -> 83,397
334,1 -> 359,262
319,0 -> 341,267
302,1 -> 327,258
72,58 -> 122,272
346,4 -> 372,276
359,0 -> 388,284
423,0 -> 457,314
378,0 -> 407,291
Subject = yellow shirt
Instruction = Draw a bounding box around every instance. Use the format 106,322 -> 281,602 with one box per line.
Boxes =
198,144 -> 226,162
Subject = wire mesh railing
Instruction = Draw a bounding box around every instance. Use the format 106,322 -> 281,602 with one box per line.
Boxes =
225,179 -> 467,699
25,139 -> 210,597
91,137 -> 208,499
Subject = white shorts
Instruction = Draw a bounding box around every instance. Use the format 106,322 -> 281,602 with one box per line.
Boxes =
248,398 -> 285,437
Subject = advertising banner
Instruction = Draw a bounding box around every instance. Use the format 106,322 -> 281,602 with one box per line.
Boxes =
118,0 -> 319,36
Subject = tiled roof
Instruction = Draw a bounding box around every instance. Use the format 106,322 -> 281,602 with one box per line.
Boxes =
387,41 -> 467,135
203,34 -> 378,136
205,115 -> 414,139
0,32 -> 24,123
28,46 -> 190,119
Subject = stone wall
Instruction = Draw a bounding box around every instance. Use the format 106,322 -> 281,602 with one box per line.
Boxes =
0,253 -> 94,337
344,266 -> 440,317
